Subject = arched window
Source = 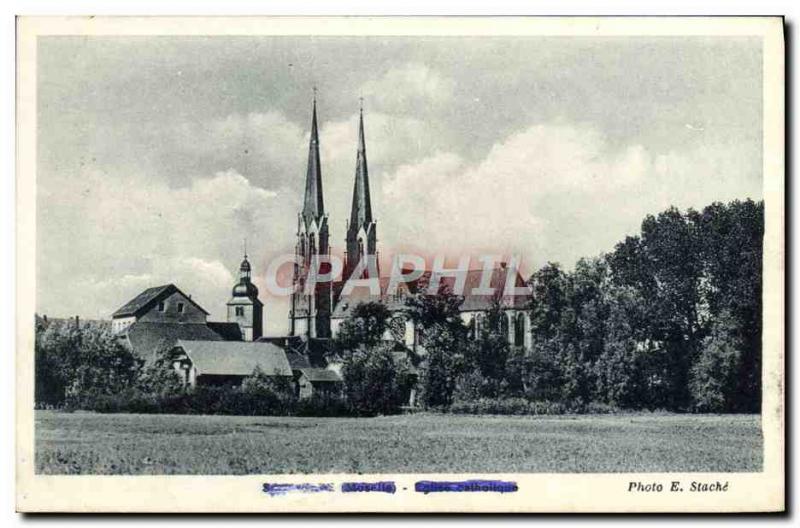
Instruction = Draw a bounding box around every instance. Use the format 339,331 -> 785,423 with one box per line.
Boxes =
309,234 -> 316,258
299,234 -> 306,259
473,314 -> 482,339
514,312 -> 525,346
358,238 -> 365,257
499,313 -> 509,342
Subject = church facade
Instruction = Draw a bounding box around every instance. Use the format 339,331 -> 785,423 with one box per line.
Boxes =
287,98 -> 533,351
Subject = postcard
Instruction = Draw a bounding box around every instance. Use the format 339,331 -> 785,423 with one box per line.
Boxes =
16,16 -> 784,513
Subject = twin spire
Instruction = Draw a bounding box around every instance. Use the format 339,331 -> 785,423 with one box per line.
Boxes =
301,93 -> 373,233
350,104 -> 372,230
301,96 -> 325,224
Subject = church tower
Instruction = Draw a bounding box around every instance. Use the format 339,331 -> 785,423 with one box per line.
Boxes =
344,104 -> 378,280
227,252 -> 263,341
290,95 -> 332,338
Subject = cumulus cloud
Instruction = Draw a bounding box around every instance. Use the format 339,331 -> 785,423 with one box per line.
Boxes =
376,121 -> 762,275
37,167 -> 293,323
361,63 -> 455,112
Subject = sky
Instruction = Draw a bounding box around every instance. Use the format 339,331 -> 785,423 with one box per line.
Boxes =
36,36 -> 763,335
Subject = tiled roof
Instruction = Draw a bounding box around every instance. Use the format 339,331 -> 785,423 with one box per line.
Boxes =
176,340 -> 292,377
206,321 -> 244,341
331,266 -> 532,318
125,322 -> 223,362
112,284 -> 210,318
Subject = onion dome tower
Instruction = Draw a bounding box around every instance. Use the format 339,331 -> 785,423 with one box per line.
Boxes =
227,251 -> 263,341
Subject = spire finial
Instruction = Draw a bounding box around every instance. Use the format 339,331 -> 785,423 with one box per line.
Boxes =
359,96 -> 363,114
243,238 -> 247,259
313,85 -> 318,104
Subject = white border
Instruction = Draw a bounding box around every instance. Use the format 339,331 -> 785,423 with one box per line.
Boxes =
12,14 -> 785,514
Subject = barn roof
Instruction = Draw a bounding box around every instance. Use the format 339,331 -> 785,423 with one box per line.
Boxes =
176,340 -> 292,377
206,321 -> 244,341
126,322 -> 223,362
112,284 -> 210,318
298,368 -> 342,383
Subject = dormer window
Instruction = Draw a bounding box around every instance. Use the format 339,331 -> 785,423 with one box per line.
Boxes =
157,301 -> 165,312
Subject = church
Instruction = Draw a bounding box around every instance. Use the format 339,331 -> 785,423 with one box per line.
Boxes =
284,97 -> 533,353
107,97 -> 533,395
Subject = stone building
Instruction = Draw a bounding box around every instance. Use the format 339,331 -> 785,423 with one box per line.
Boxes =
288,99 -> 533,350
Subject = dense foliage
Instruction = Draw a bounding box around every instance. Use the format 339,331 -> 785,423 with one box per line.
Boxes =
35,321 -> 143,409
522,199 -> 763,412
35,199 -> 762,416
34,325 -> 351,416
400,200 -> 763,414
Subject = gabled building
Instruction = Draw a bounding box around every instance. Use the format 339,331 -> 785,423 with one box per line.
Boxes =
111,283 -> 243,363
170,339 -> 293,388
111,283 -> 210,334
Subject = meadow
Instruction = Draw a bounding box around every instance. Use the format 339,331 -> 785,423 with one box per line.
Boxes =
35,410 -> 762,474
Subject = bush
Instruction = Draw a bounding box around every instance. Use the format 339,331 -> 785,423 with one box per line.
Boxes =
449,398 -> 565,416
295,394 -> 352,417
690,312 -> 744,413
36,322 -> 143,408
342,345 -> 404,416
446,398 -> 621,416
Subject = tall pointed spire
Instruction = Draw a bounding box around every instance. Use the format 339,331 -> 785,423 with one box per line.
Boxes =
302,91 -> 324,223
349,101 -> 372,229
345,101 -> 377,280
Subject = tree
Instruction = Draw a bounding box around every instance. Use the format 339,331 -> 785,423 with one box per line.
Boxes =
405,288 -> 468,407
695,200 -> 763,412
35,321 -> 144,408
137,343 -> 185,397
690,311 -> 745,413
607,208 -> 705,410
341,344 -> 403,416
529,263 -> 569,340
333,301 -> 392,354
240,365 -> 297,414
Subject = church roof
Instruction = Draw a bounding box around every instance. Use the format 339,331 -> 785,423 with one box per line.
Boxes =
331,266 -> 532,318
176,340 -> 293,377
112,284 -> 210,318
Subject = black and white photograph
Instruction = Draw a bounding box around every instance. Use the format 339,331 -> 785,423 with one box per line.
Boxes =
14,16 -> 785,513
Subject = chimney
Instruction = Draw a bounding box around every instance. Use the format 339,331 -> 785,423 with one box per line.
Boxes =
74,315 -> 80,327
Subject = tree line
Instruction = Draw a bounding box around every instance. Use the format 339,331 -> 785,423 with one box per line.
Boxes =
341,199 -> 763,414
34,199 -> 763,416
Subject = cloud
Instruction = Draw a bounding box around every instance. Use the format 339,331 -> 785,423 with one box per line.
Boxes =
376,121 -> 762,275
361,63 -> 455,112
36,167 -> 292,323
151,111 -> 308,190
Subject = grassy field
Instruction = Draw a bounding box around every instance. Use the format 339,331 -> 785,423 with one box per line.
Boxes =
35,411 -> 762,475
